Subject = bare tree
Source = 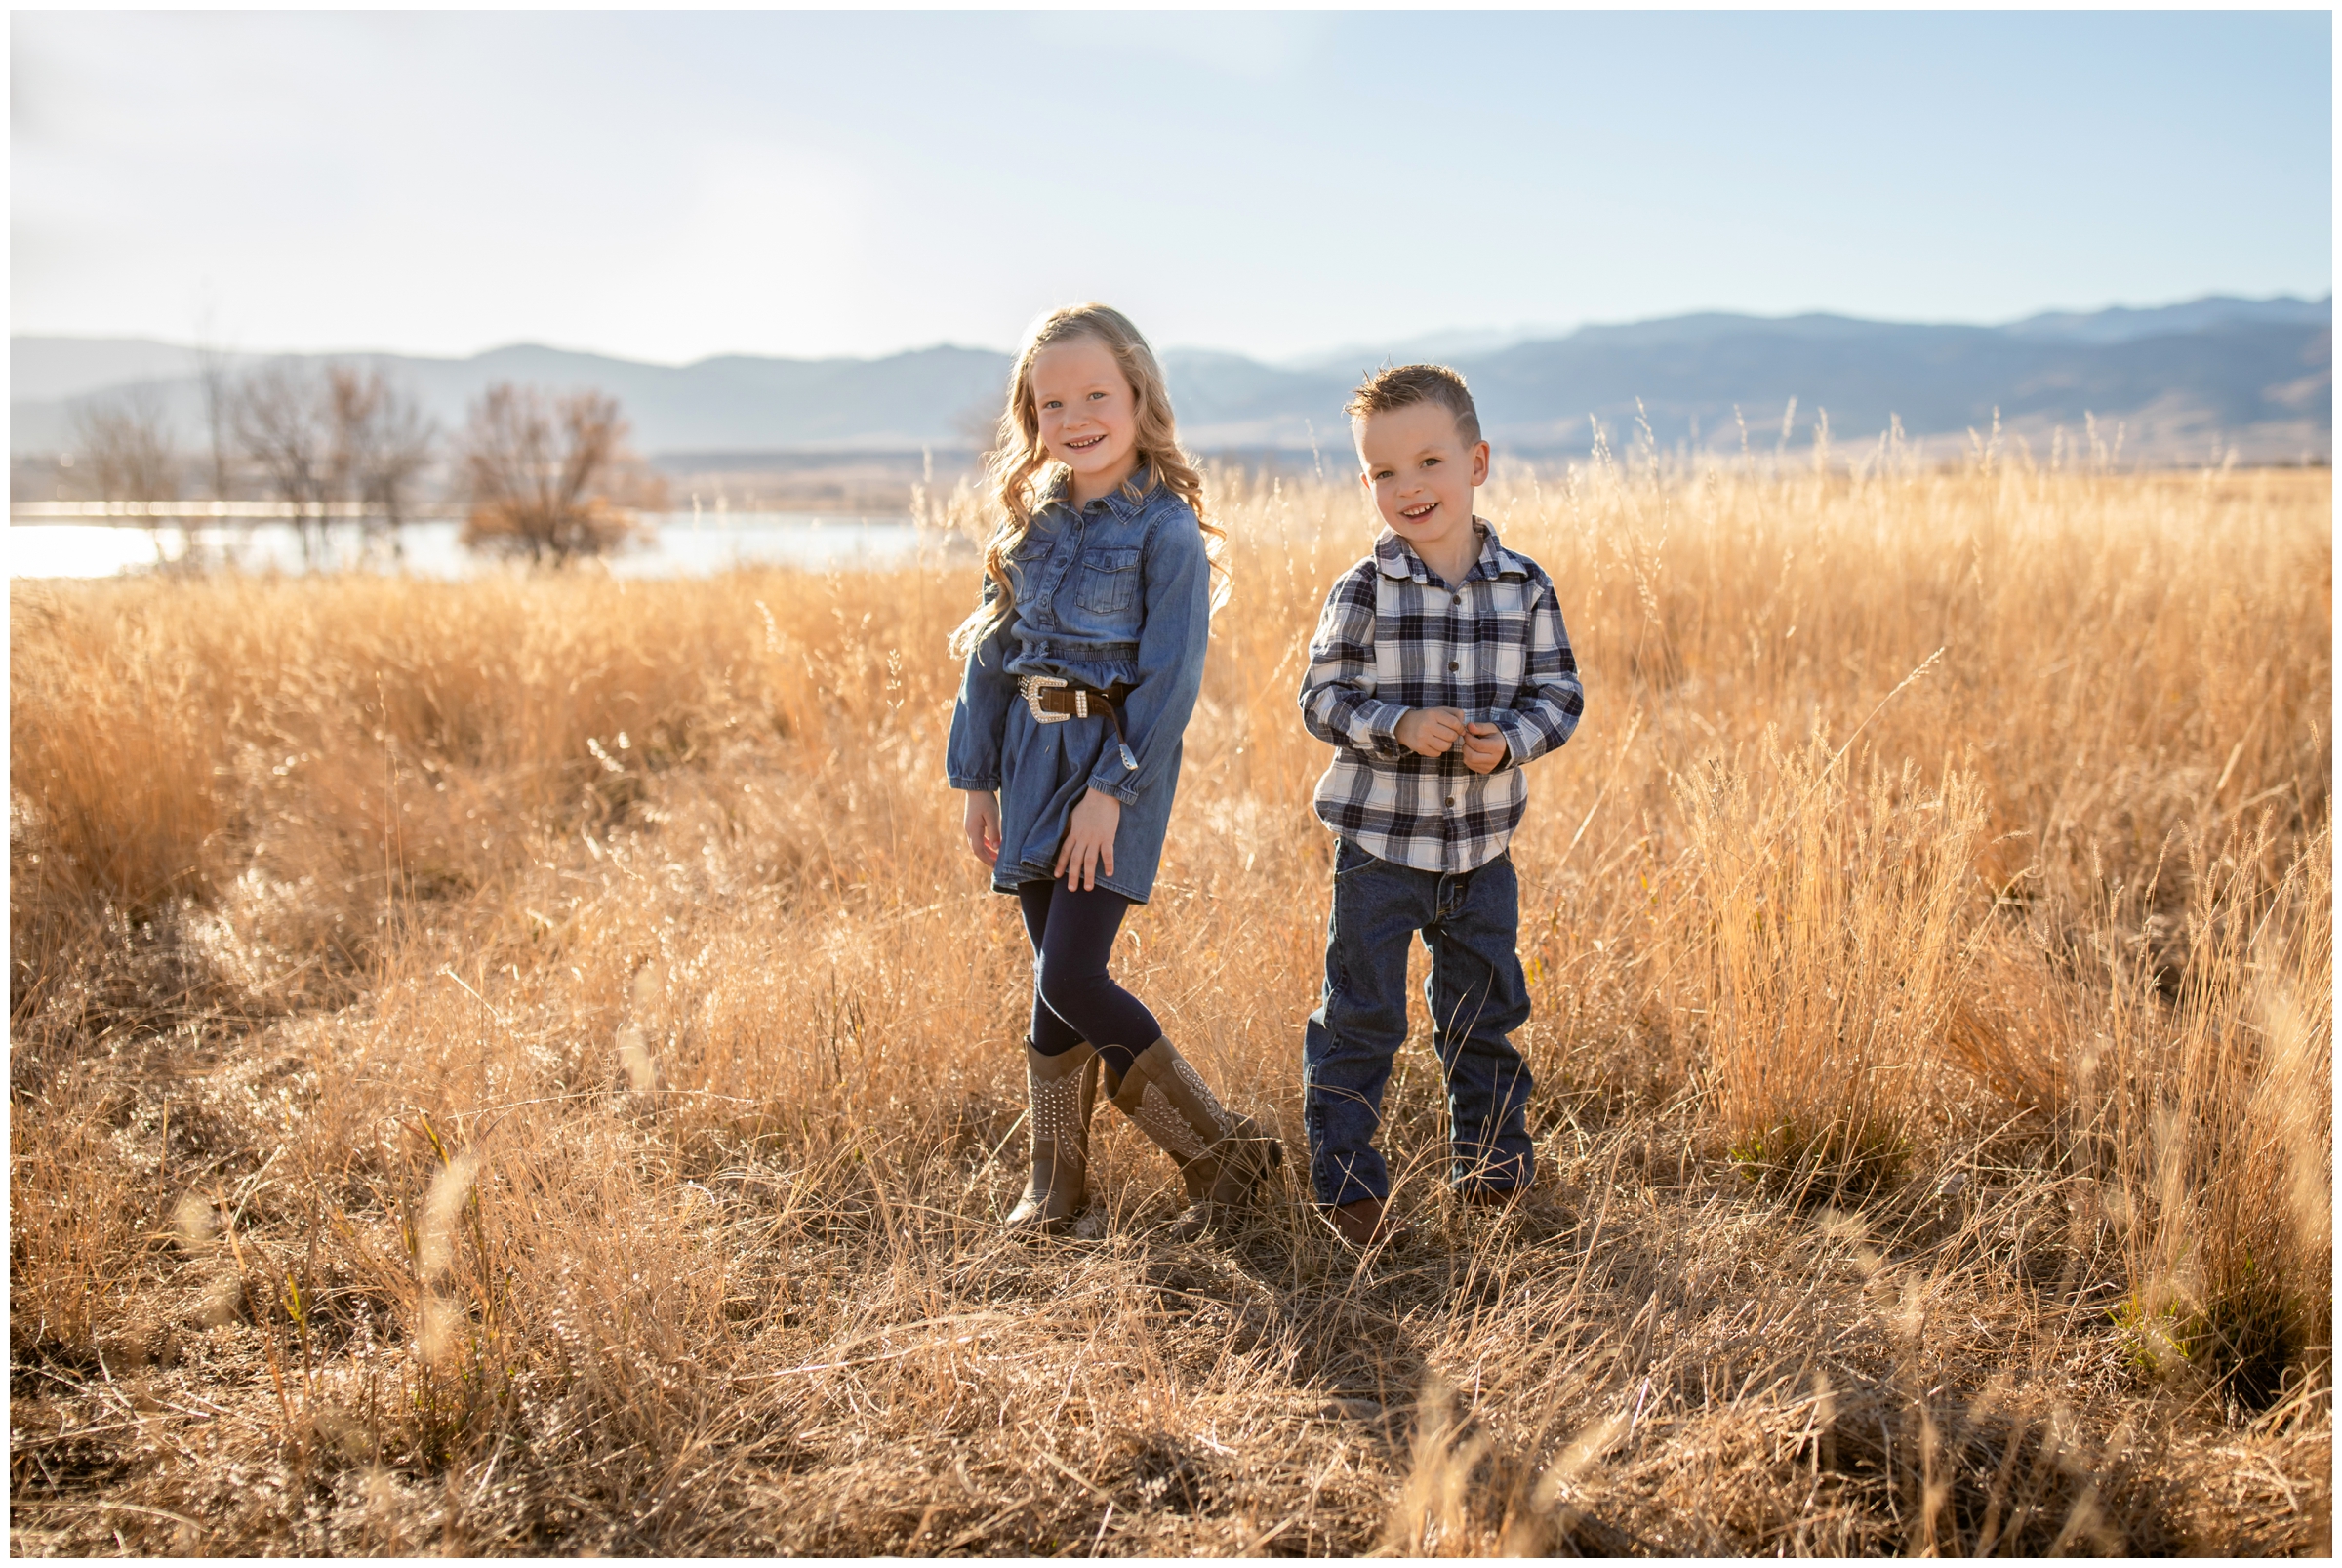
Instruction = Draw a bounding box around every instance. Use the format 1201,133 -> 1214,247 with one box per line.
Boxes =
71,386 -> 181,505
70,385 -> 182,569
194,338 -> 238,502
954,394 -> 1005,454
327,366 -> 436,562
458,383 -> 665,565
233,361 -> 334,566
325,367 -> 378,510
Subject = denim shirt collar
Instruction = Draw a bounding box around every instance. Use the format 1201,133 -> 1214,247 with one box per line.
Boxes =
1040,462 -> 1155,522
1374,518 -> 1528,585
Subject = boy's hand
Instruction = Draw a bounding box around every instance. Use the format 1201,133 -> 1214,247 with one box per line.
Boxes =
1394,707 -> 1470,756
1053,787 -> 1121,892
1459,721 -> 1509,775
961,789 -> 1001,866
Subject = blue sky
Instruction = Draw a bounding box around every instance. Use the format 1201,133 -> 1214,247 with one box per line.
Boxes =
12,10 -> 2332,364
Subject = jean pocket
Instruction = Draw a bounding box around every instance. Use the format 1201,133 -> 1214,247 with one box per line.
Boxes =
1332,836 -> 1380,878
1074,546 -> 1141,615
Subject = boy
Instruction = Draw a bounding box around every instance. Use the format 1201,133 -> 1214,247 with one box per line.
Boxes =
1296,364 -> 1584,1247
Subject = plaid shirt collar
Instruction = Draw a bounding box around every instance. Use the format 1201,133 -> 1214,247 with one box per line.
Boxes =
1372,519 -> 1532,587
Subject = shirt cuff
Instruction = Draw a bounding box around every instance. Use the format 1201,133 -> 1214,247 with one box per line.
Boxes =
1085,773 -> 1142,806
947,774 -> 1001,792
1359,702 -> 1410,759
1493,715 -> 1531,772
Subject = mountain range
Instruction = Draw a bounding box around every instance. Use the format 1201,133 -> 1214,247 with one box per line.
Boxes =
12,294 -> 2329,466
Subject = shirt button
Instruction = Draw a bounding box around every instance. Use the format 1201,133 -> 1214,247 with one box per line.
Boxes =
1446,795 -> 1456,807
1449,660 -> 1460,671
1451,593 -> 1462,606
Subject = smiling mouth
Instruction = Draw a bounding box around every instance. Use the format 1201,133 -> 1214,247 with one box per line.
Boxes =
1399,502 -> 1437,520
1066,433 -> 1107,453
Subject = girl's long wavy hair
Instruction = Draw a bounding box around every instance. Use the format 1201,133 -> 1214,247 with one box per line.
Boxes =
949,303 -> 1226,659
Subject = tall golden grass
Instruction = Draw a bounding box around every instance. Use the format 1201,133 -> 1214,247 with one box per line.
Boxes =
9,452 -> 2330,1553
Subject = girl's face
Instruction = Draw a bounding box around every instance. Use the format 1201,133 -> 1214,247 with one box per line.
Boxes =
1029,337 -> 1141,502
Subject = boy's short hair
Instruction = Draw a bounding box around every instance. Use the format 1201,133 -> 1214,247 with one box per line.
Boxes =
1345,363 -> 1481,448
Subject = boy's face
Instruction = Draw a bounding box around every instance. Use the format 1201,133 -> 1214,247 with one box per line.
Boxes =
1354,401 -> 1490,559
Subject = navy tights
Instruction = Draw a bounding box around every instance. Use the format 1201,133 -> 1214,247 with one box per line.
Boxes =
1017,879 -> 1159,1079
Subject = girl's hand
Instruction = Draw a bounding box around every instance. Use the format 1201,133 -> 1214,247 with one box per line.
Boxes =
962,790 -> 1002,866
1052,788 -> 1121,891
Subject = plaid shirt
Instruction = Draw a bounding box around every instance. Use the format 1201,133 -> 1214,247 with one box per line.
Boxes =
1298,520 -> 1583,873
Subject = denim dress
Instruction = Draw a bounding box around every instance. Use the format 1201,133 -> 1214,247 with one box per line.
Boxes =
945,474 -> 1212,905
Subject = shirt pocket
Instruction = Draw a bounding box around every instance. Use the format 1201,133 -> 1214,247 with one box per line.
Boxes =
1485,591 -> 1532,687
1005,536 -> 1053,594
1074,546 -> 1142,616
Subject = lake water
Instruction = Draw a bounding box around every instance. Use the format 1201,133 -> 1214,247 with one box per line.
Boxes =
7,513 -> 949,581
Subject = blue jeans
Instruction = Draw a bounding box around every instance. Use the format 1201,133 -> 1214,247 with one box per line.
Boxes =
1302,838 -> 1535,1207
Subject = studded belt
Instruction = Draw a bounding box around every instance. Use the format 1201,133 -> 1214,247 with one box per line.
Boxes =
1019,675 -> 1140,773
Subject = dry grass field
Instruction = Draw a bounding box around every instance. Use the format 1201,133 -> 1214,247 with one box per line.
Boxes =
9,450 -> 2332,1555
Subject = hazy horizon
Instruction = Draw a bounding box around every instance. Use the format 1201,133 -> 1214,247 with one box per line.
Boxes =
14,285 -> 2334,373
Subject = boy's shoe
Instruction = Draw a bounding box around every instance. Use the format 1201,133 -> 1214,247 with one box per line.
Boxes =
1323,1197 -> 1411,1249
1003,1039 -> 1099,1238
1455,1183 -> 1525,1210
1104,1037 -> 1283,1242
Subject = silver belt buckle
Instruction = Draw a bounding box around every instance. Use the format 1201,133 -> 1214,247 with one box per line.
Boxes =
1021,674 -> 1070,724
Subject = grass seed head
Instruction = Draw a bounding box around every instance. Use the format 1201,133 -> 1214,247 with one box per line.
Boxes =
171,1194 -> 216,1256
418,1150 -> 480,1281
617,1023 -> 657,1092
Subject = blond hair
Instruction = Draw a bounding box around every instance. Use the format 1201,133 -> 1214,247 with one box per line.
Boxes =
949,303 -> 1224,658
1345,362 -> 1482,448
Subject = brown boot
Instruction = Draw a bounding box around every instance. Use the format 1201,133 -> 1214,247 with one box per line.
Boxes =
1323,1197 -> 1411,1249
1104,1037 -> 1282,1241
1003,1040 -> 1100,1237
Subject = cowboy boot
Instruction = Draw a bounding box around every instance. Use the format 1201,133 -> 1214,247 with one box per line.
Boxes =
1323,1196 -> 1412,1249
1004,1040 -> 1100,1237
1104,1037 -> 1282,1241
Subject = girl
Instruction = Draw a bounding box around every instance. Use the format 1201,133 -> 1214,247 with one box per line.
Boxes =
946,303 -> 1281,1242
